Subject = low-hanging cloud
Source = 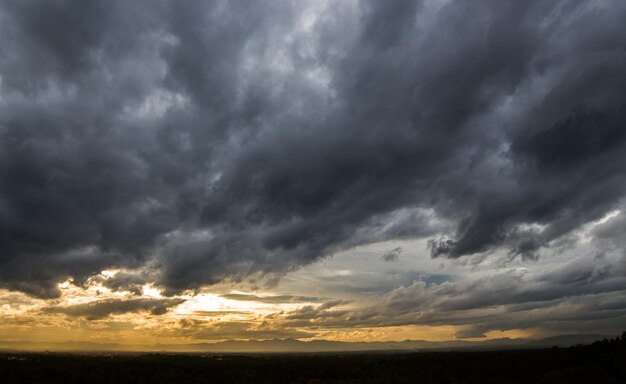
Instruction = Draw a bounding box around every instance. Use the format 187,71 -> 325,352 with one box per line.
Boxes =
43,298 -> 185,320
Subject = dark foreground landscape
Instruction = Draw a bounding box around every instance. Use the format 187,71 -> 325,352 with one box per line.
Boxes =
1,335 -> 625,384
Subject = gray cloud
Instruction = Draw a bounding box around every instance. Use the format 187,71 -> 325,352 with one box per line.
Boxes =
220,293 -> 325,304
43,298 -> 185,320
278,250 -> 626,337
175,319 -> 316,341
382,247 -> 402,262
0,0 -> 625,301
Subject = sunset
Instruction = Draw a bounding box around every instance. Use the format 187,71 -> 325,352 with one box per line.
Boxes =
0,0 -> 625,382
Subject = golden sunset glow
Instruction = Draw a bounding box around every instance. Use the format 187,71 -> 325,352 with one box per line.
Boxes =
0,260 -> 546,351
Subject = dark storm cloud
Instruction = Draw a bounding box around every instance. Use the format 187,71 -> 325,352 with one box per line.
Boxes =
44,298 -> 185,320
1,0 -> 626,297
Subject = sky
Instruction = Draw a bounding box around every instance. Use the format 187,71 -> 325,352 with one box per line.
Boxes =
0,0 -> 625,349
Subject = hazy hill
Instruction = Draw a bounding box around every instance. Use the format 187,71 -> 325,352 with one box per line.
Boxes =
0,333 -> 614,353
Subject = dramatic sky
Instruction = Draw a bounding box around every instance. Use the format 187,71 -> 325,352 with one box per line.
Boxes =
1,0 -> 625,348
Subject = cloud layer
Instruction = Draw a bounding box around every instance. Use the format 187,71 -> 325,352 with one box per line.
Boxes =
1,0 -> 625,301
44,298 -> 185,320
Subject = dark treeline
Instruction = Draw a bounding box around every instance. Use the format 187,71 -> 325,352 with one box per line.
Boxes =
0,333 -> 624,383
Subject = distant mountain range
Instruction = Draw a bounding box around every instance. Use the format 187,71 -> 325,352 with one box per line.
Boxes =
0,333 -> 612,353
